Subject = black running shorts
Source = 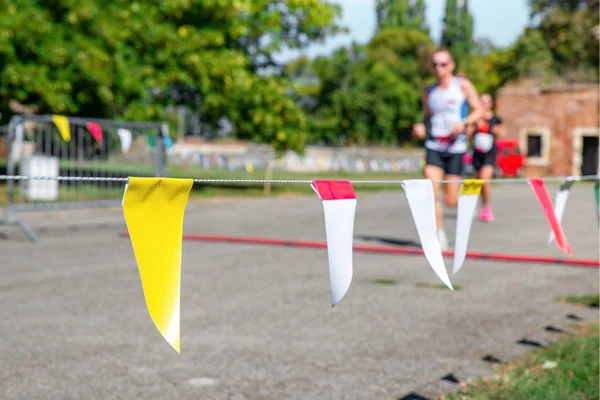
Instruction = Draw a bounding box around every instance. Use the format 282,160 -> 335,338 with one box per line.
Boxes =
472,147 -> 497,171
425,149 -> 465,176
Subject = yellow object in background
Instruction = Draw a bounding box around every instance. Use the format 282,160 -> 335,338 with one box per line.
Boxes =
317,156 -> 326,169
52,115 -> 71,142
460,179 -> 484,195
122,177 -> 194,353
245,162 -> 254,173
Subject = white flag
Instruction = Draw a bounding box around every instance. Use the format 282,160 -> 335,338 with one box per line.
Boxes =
117,128 -> 132,154
312,180 -> 357,307
547,178 -> 577,245
401,179 -> 453,290
453,179 -> 483,275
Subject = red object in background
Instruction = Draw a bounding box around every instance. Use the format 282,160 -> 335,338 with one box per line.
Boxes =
496,139 -> 524,176
463,139 -> 524,177
463,153 -> 473,165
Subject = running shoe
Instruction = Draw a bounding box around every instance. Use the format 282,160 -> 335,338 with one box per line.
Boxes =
479,206 -> 494,222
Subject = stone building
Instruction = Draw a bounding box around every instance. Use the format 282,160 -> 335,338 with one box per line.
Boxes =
496,82 -> 599,177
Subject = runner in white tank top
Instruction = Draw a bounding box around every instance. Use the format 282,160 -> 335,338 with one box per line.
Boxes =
412,50 -> 482,250
426,76 -> 469,154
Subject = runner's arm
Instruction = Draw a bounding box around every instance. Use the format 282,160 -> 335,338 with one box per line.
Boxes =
412,88 -> 431,139
421,87 -> 431,125
491,116 -> 505,137
460,79 -> 483,127
465,122 -> 476,140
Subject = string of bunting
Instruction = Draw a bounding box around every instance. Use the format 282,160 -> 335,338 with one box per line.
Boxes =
2,174 -> 599,353
1,174 -> 599,184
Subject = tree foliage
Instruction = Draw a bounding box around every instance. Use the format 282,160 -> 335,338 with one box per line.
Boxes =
440,0 -> 474,69
459,0 -> 598,98
535,0 -> 599,80
285,27 -> 434,146
0,0 -> 597,152
529,0 -> 595,16
0,0 -> 342,154
376,0 -> 428,32
237,0 -> 345,72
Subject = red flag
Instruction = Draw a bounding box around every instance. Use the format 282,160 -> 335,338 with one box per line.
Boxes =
528,178 -> 572,255
86,122 -> 103,143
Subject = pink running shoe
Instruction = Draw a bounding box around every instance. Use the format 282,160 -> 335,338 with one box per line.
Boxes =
479,207 -> 494,222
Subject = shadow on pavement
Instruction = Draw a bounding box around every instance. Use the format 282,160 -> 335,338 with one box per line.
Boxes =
355,234 -> 421,248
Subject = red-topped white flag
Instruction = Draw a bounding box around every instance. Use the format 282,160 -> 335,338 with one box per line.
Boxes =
311,180 -> 357,307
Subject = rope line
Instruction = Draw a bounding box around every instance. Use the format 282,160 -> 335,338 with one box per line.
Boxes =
0,174 -> 598,185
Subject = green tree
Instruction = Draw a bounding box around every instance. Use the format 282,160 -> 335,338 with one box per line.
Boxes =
411,0 -> 428,33
535,0 -> 599,80
236,0 -> 345,72
285,44 -> 367,145
460,49 -> 513,96
469,0 -> 598,95
529,0 -> 594,16
440,0 -> 474,68
441,0 -> 459,49
376,0 -> 428,32
501,28 -> 556,83
0,0 -> 342,154
462,0 -> 474,55
286,27 -> 435,146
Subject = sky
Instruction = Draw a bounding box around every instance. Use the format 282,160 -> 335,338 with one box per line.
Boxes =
276,0 -> 531,62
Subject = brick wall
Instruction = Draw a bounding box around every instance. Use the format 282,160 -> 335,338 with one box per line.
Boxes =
496,83 -> 599,177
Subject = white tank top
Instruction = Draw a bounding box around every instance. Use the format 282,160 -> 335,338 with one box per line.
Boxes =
425,77 -> 468,154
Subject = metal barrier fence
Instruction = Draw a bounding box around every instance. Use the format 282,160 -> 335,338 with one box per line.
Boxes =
0,114 -> 168,241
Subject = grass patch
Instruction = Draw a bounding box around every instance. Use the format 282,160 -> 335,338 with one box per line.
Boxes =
415,282 -> 462,290
556,294 -> 600,308
366,278 -> 399,285
440,321 -> 599,400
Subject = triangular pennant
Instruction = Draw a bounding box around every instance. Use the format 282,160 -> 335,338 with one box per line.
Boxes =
547,177 -> 577,245
86,122 -> 103,143
401,179 -> 453,290
122,177 -> 194,352
52,115 -> 71,142
311,180 -> 357,307
117,128 -> 132,154
528,178 -> 572,255
147,134 -> 156,149
453,179 -> 483,275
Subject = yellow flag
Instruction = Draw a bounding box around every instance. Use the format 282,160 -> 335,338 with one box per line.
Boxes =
460,179 -> 484,196
123,177 -> 194,353
52,115 -> 71,142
